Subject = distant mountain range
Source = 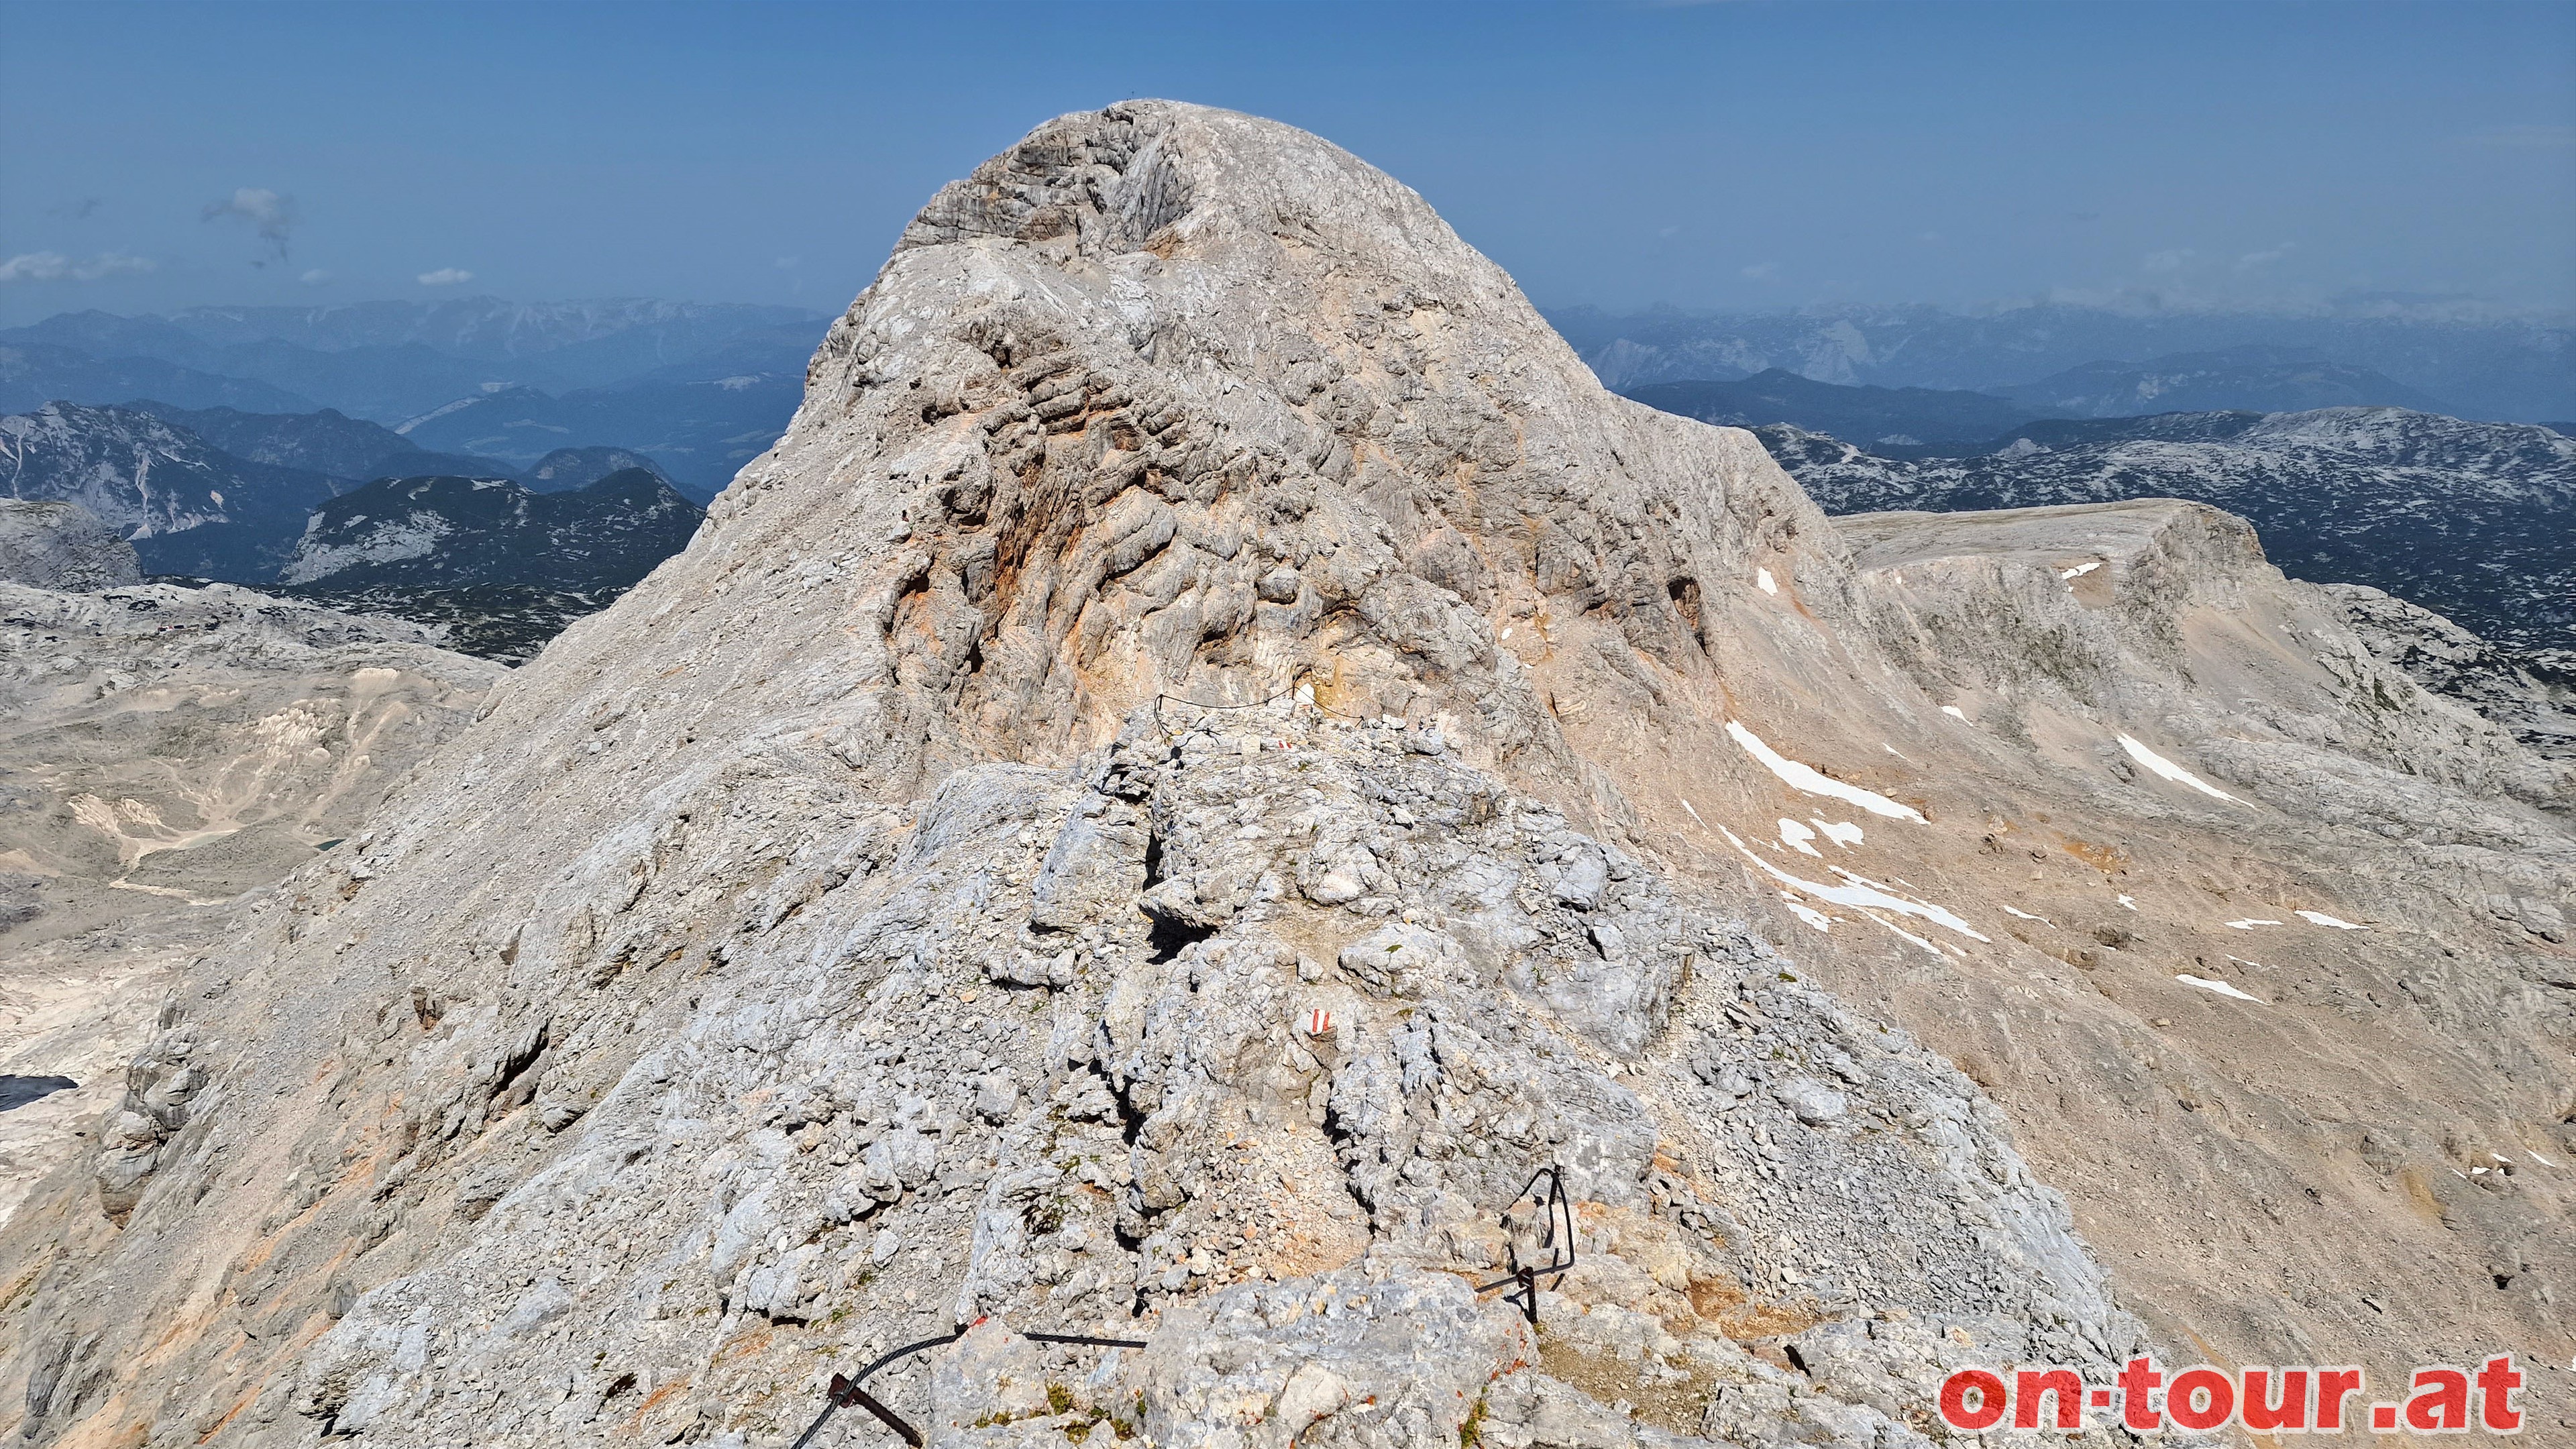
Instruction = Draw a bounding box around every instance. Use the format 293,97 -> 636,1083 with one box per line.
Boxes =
1556,302 -> 2574,422
9,296 -> 2569,676
1623,370 -> 2034,453
124,400 -> 506,479
391,375 -> 801,493
277,469 -> 700,591
0,401 -> 341,580
0,341 -> 319,416
0,297 -> 827,493
1625,347 -> 2462,455
0,399 -> 701,594
1751,407 -> 2576,651
1989,347 -> 2451,419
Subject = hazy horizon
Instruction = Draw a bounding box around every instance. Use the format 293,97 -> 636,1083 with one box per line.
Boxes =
17,290 -> 2575,329
3,1 -> 2569,329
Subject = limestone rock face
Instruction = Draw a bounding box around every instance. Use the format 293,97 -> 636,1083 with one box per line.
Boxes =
2324,580 -> 2576,760
0,500 -> 140,590
0,101 -> 2569,1448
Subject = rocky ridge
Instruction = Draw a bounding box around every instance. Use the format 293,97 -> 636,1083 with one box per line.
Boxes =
0,101 -> 2570,1447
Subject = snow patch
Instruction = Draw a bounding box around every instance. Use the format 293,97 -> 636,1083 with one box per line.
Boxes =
2118,734 -> 2240,802
396,396 -> 482,435
2176,974 -> 2264,1003
2060,560 -> 2102,580
2295,910 -> 2365,930
1779,895 -> 1831,932
1726,722 -> 1926,822
1940,705 -> 1968,722
1812,819 -> 1863,849
1756,567 -> 1778,595
1860,909 -> 1947,958
2224,919 -> 2282,930
1776,818 -> 1821,857
1719,826 -> 1986,942
2002,905 -> 2054,926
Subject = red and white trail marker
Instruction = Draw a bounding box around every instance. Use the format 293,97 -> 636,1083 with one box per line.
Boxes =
1303,1008 -> 1336,1039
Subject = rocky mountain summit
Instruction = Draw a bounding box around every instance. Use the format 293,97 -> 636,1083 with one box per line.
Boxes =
0,101 -> 2570,1448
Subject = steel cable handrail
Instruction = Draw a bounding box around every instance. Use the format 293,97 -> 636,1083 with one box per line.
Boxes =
780,1170 -> 1568,1443
787,1326 -> 1150,1448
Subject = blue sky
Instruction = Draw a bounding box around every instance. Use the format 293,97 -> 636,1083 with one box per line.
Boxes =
1,1 -> 2569,324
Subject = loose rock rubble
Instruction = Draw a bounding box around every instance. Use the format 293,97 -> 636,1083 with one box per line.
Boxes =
246,704 -> 2139,1446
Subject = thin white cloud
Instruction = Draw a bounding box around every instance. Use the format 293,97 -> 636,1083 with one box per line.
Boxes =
1740,262 -> 1780,282
2236,242 -> 2295,271
773,255 -> 802,270
0,251 -> 157,282
203,186 -> 296,262
417,267 -> 474,286
0,253 -> 70,282
300,268 -> 334,286
2142,248 -> 2194,274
